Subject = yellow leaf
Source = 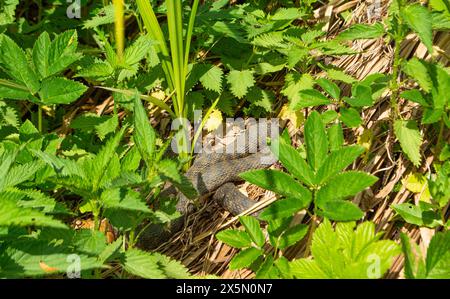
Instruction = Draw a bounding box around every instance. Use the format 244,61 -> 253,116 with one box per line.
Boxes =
39,261 -> 59,273
402,173 -> 431,202
279,104 -> 304,128
204,109 -> 222,132
357,128 -> 373,153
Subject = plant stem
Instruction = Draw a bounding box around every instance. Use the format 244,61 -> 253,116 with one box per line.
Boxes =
303,215 -> 318,258
390,37 -> 402,120
37,105 -> 43,133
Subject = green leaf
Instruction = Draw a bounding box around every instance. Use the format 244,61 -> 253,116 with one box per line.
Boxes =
290,89 -> 332,109
273,138 -> 315,186
316,171 -> 378,206
0,34 -> 40,93
90,127 -> 126,191
345,84 -> 373,107
425,231 -> 450,278
199,64 -> 223,93
290,259 -> 327,278
240,169 -> 312,202
239,216 -> 265,248
327,123 -> 344,152
290,220 -> 400,278
229,247 -> 263,270
316,78 -> 340,99
394,120 -> 422,167
325,69 -> 356,84
278,224 -> 308,249
73,229 -> 107,256
39,77 -> 87,105
157,159 -> 197,199
255,255 -> 278,278
47,30 -> 82,76
216,229 -> 252,248
392,202 -> 442,228
260,197 -> 311,221
282,73 -> 315,105
252,32 -> 286,49
227,70 -> 254,98
340,107 -> 362,128
246,87 -> 274,111
101,188 -> 151,213
76,62 -> 114,80
32,32 -> 51,79
305,111 -> 328,171
403,58 -> 432,92
0,240 -> 102,278
336,23 -> 385,40
133,95 -> 156,166
152,252 -> 191,278
401,4 -> 433,53
0,79 -> 30,100
401,90 -> 429,106
319,200 -> 364,221
98,236 -> 123,264
0,0 -> 19,26
122,249 -> 165,278
0,198 -> 67,229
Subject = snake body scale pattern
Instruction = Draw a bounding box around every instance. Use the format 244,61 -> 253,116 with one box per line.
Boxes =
137,122 -> 280,249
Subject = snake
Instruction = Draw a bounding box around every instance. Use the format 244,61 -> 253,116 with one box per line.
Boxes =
137,123 -> 279,250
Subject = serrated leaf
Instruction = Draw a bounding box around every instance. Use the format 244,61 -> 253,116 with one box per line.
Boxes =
47,30 -> 82,76
403,58 -> 432,93
239,216 -> 265,248
157,159 -> 197,199
0,34 -> 40,93
39,77 -> 87,105
0,198 -> 67,229
316,171 -> 378,206
282,72 -> 315,105
278,224 -> 308,250
133,95 -> 156,166
229,247 -> 263,270
240,169 -> 312,202
272,137 -> 315,186
290,89 -> 331,110
327,123 -> 344,152
122,249 -> 165,278
227,70 -> 254,98
401,4 -> 433,53
400,90 -> 429,106
0,79 -> 30,100
32,32 -> 51,79
316,78 -> 340,99
394,120 -> 422,167
199,64 -> 223,93
426,231 -> 450,278
325,69 -> 356,84
216,229 -> 252,248
336,23 -> 385,40
260,197 -> 310,221
305,111 -> 328,171
340,107 -> 362,128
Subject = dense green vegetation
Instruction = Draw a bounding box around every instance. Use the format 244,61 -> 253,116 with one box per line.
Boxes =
0,0 -> 448,279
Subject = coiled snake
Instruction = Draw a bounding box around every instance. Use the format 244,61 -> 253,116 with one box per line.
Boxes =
137,123 -> 279,249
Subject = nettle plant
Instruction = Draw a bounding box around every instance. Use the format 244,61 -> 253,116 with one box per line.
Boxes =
0,30 -> 87,132
332,0 -> 449,167
216,112 -> 380,277
0,97 -> 194,278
